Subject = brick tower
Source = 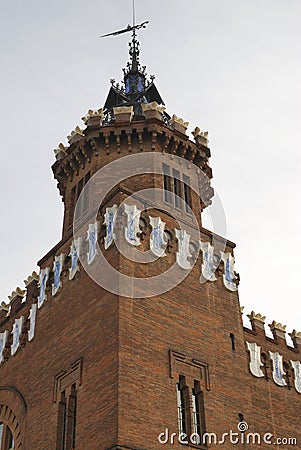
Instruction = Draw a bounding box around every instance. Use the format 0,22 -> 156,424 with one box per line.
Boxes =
0,24 -> 300,450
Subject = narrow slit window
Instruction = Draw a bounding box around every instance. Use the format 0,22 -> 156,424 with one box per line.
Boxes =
176,378 -> 187,435
183,174 -> 192,213
163,163 -> 172,204
173,169 -> 182,209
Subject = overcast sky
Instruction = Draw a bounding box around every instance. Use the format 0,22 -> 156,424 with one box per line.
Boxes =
0,0 -> 300,337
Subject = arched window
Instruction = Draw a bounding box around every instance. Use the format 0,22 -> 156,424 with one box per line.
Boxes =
0,422 -> 15,450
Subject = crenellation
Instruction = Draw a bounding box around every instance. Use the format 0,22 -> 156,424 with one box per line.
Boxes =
192,127 -> 209,148
247,310 -> 266,334
170,114 -> 189,135
289,330 -> 301,351
67,125 -> 85,144
81,108 -> 104,126
269,320 -> 287,346
8,288 -> 26,317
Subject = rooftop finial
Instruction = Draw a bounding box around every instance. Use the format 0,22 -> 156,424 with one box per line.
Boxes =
102,5 -> 164,116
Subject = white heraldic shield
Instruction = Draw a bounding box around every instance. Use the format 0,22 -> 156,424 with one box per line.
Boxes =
149,216 -> 167,257
104,205 -> 118,249
37,267 -> 50,309
175,229 -> 192,270
290,360 -> 301,393
269,351 -> 287,387
11,317 -> 24,356
246,342 -> 264,378
124,204 -> 141,246
200,241 -> 217,283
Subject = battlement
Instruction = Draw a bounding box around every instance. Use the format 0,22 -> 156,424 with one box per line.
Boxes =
242,308 -> 300,351
52,104 -> 212,205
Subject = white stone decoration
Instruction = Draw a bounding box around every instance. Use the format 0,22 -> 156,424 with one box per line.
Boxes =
86,222 -> 99,265
200,241 -> 216,282
52,253 -> 65,296
28,304 -> 37,342
221,253 -> 238,291
290,360 -> 301,394
11,317 -> 24,356
0,331 -> 8,363
175,229 -> 192,270
269,351 -> 287,387
124,204 -> 141,246
104,205 -> 118,249
149,216 -> 167,257
37,267 -> 50,309
69,238 -> 82,280
246,342 -> 264,378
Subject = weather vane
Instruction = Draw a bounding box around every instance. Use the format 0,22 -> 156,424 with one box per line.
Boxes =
100,0 -> 149,38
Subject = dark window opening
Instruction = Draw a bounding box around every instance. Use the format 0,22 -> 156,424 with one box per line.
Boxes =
163,163 -> 172,204
173,169 -> 182,209
183,174 -> 192,213
230,333 -> 236,351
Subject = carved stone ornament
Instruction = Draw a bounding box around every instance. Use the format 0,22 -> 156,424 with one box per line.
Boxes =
67,125 -> 84,144
175,229 -> 192,270
124,204 -> 141,246
200,241 -> 217,282
37,267 -> 50,309
52,254 -> 65,296
69,238 -> 82,280
221,253 -> 238,291
28,304 -> 37,342
246,342 -> 264,378
149,216 -> 167,258
104,205 -> 118,249
290,360 -> 301,394
11,317 -> 24,356
269,351 -> 287,387
86,222 -> 99,265
0,331 -> 8,363
81,108 -> 104,125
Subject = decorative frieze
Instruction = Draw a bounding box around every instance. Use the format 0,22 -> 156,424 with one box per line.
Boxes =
246,340 -> 301,394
